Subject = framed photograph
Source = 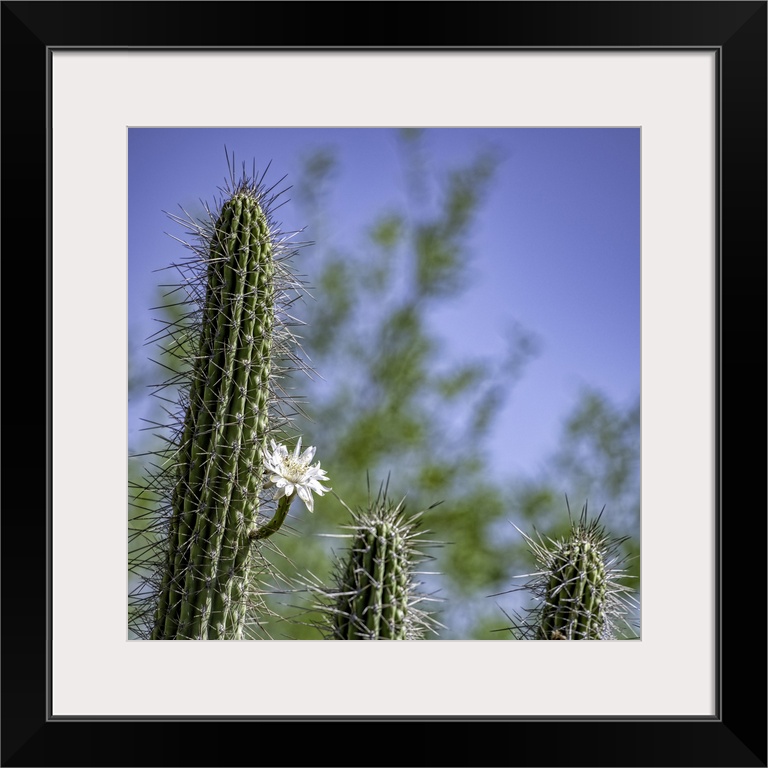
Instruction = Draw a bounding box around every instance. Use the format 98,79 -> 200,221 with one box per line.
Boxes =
4,1 -> 764,765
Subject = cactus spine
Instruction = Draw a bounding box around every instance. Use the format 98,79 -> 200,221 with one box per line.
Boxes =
506,502 -> 637,640
129,156 -> 309,640
309,488 -> 442,640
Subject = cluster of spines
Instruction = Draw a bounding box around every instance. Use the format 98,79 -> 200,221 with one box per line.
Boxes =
128,156 -> 311,640
501,502 -> 638,640
307,488 -> 443,640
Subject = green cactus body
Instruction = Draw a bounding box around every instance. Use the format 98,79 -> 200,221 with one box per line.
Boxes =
535,526 -> 609,640
129,157 -> 310,641
150,188 -> 274,640
312,490 -> 442,640
506,502 -> 638,640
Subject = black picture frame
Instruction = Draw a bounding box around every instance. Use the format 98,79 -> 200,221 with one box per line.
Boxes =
3,2 -> 765,766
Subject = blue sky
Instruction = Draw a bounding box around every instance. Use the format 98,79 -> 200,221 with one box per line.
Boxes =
128,127 -> 640,479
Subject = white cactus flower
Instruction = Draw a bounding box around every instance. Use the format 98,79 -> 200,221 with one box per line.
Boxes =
263,437 -> 331,513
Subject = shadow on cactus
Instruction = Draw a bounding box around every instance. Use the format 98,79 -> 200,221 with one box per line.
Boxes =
128,152 -> 315,640
301,480 -> 445,639
494,500 -> 639,640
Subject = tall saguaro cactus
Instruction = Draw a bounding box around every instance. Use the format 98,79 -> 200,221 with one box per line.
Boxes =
129,157 -> 310,640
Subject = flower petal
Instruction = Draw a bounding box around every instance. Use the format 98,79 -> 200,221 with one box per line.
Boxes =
307,478 -> 330,495
299,486 -> 314,513
300,445 -> 316,464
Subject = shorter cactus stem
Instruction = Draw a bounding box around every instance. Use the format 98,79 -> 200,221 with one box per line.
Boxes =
306,485 -> 443,640
505,500 -> 638,640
